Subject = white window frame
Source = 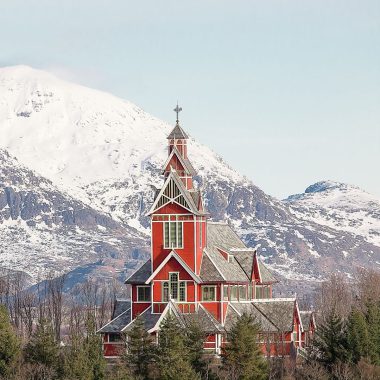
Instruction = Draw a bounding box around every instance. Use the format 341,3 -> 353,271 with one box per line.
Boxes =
163,218 -> 184,249
136,285 -> 151,302
201,285 -> 217,302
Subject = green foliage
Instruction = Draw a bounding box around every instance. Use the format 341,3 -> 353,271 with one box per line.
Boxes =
347,308 -> 371,363
222,312 -> 268,380
63,314 -> 106,380
156,314 -> 200,380
124,315 -> 155,379
184,319 -> 207,376
24,318 -> 60,370
365,302 -> 380,365
313,311 -> 349,369
0,305 -> 20,378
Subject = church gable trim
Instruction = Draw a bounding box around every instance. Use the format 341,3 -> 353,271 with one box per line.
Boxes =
148,172 -> 200,216
145,250 -> 202,284
162,146 -> 196,176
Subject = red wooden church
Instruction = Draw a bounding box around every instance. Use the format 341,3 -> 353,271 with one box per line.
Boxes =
98,106 -> 315,358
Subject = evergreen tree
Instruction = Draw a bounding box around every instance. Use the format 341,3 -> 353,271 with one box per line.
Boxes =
0,305 -> 20,378
184,319 -> 206,376
156,314 -> 199,380
222,313 -> 268,380
84,315 -> 106,380
63,315 -> 106,380
313,310 -> 349,369
24,318 -> 60,371
365,302 -> 380,365
124,314 -> 155,379
347,308 -> 371,363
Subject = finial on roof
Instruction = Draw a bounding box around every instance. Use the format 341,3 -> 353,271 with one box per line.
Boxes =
173,103 -> 182,124
167,103 -> 189,139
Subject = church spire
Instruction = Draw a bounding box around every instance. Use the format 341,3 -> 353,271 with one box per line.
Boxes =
167,103 -> 189,140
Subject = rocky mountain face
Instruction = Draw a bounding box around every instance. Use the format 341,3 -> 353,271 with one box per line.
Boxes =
0,149 -> 149,281
285,181 -> 380,247
0,65 -> 379,293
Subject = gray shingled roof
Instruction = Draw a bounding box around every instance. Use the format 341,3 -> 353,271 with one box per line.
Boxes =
257,261 -> 278,283
181,305 -> 224,333
122,306 -> 161,333
253,300 -> 296,332
125,259 -> 152,284
225,300 -> 296,333
167,124 -> 189,139
98,305 -> 131,333
207,222 -> 246,251
226,303 -> 278,332
233,250 -> 255,279
200,254 -> 225,282
204,223 -> 249,282
112,299 -> 130,319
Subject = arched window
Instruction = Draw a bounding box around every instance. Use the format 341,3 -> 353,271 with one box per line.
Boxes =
162,282 -> 169,302
162,273 -> 186,302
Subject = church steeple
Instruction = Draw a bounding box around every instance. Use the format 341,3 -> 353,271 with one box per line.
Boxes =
167,103 -> 189,160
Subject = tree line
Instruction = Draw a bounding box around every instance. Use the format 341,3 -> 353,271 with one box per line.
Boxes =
1,268 -> 380,380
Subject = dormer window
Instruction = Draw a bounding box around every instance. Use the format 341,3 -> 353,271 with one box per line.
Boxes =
164,221 -> 183,249
228,254 -> 234,263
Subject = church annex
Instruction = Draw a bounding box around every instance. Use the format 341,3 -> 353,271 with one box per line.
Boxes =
98,106 -> 315,358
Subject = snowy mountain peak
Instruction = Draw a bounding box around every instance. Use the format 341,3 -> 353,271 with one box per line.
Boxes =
304,180 -> 357,194
0,65 -> 239,195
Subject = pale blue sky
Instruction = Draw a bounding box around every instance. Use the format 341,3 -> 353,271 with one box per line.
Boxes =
1,0 -> 379,198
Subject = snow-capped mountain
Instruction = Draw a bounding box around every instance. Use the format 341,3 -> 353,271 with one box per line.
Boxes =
0,65 -> 379,290
0,148 -> 149,280
285,181 -> 380,247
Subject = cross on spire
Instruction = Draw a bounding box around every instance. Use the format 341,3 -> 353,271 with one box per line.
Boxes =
174,103 -> 182,123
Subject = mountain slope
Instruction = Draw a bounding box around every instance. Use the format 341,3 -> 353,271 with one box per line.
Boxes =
285,181 -> 380,247
0,65 -> 379,286
0,149 -> 149,280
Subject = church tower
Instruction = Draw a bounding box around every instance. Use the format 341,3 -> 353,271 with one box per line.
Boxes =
146,105 -> 208,313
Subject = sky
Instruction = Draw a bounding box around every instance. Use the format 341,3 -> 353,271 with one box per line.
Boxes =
0,0 -> 379,199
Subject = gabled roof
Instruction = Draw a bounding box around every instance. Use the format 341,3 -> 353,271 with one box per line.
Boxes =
97,302 -> 131,333
147,171 -> 203,216
112,299 -> 130,319
224,299 -> 299,333
122,306 -> 161,333
162,146 -> 196,176
226,303 -> 278,333
167,124 -> 189,139
180,304 -> 224,334
199,253 -> 225,282
252,299 -> 299,332
125,259 -> 152,284
145,250 -> 202,284
203,223 -> 277,284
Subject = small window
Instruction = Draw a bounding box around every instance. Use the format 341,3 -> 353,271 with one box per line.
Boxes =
228,254 -> 234,263
239,285 -> 247,300
255,285 -> 270,299
223,285 -> 229,301
248,284 -> 253,300
162,282 -> 169,302
137,286 -> 151,302
202,286 -> 216,301
170,273 -> 179,300
109,333 -> 123,343
164,221 -> 183,249
230,285 -> 238,301
179,282 -> 186,302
